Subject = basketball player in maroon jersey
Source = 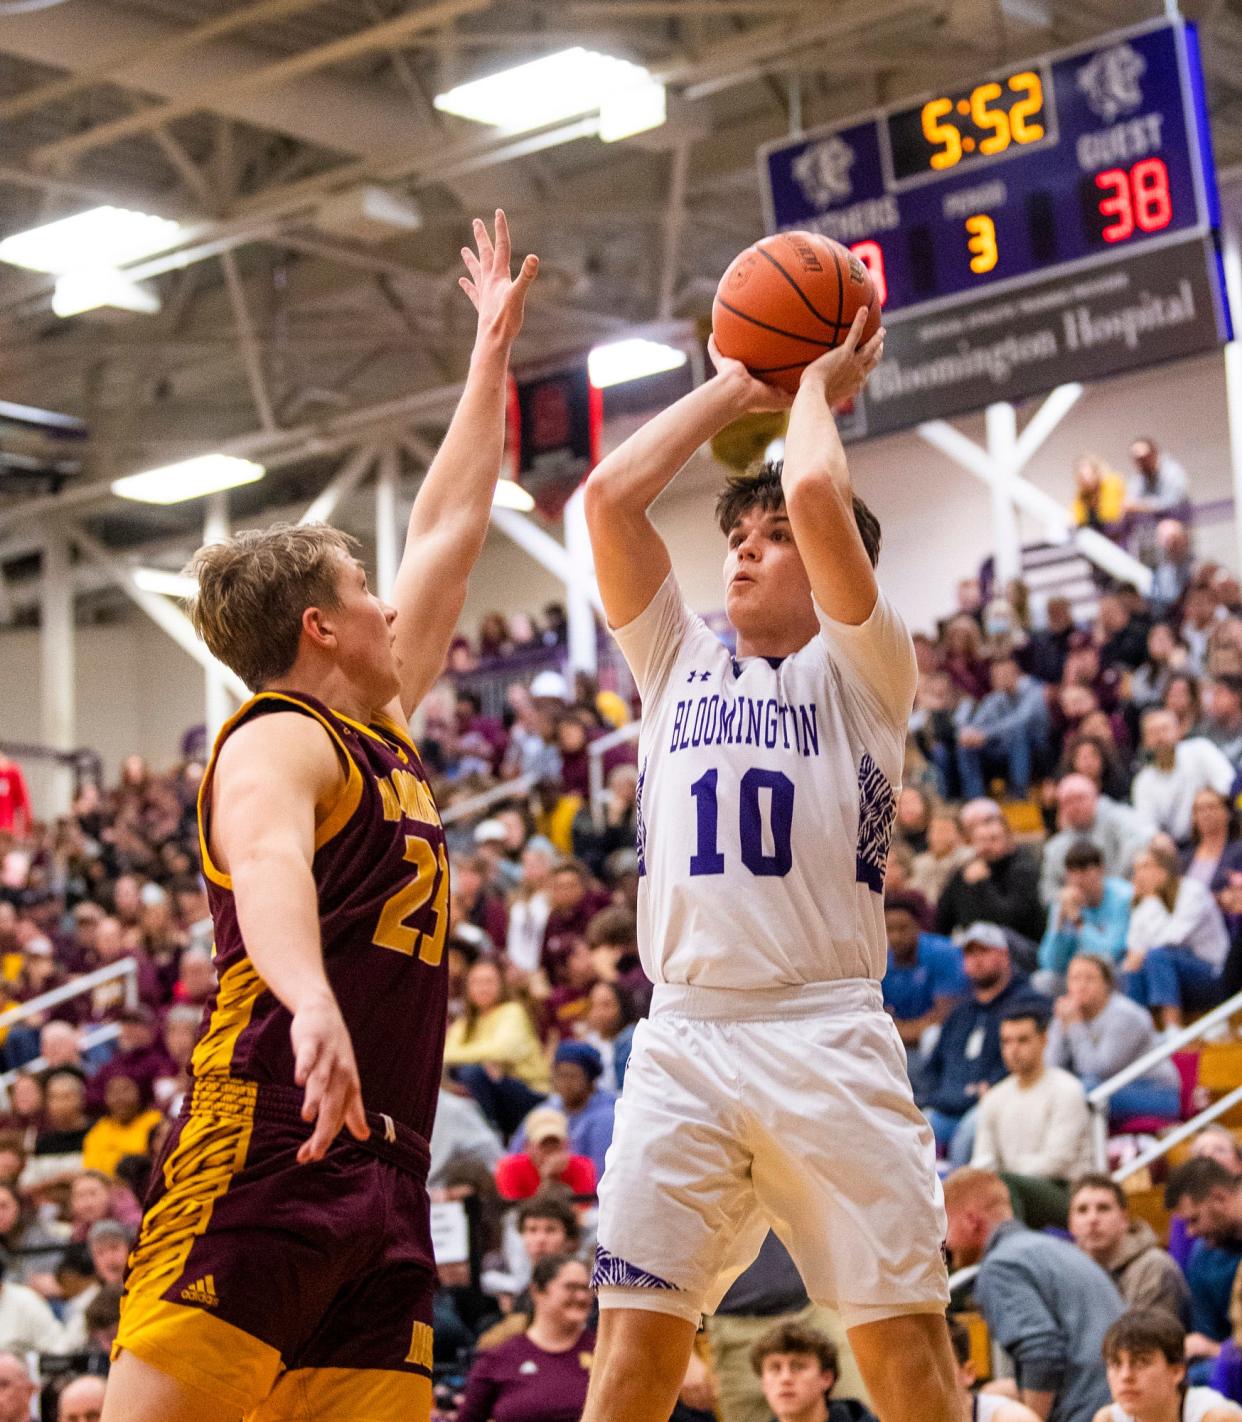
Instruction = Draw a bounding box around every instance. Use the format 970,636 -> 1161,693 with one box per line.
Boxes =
103,212 -> 537,1422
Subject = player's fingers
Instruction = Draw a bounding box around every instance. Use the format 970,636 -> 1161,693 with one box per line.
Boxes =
473,216 -> 494,269
493,208 -> 511,271
513,252 -> 539,288
842,305 -> 870,353
294,1034 -> 321,1091
300,1050 -> 333,1123
458,276 -> 480,310
860,328 -> 884,363
345,1081 -> 370,1142
300,1069 -> 345,1162
460,247 -> 481,284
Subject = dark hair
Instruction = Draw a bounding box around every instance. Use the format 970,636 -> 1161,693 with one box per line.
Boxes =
1102,1308 -> 1185,1368
1164,1156 -> 1240,1208
714,460 -> 881,568
456,689 -> 482,714
517,1189 -> 581,1246
948,1318 -> 971,1367
551,858 -> 590,882
55,1243 -> 94,1280
1069,1173 -> 1127,1210
749,1321 -> 839,1379
585,905 -> 637,951
1000,1004 -> 1048,1032
1070,952 -> 1116,988
530,1251 -> 584,1293
1064,839 -> 1105,872
883,892 -> 925,921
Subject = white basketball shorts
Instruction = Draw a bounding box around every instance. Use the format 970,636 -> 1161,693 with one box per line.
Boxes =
592,978 -> 950,1331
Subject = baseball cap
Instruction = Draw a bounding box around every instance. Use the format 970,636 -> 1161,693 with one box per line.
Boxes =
953,922 -> 1009,953
23,935 -> 53,959
473,818 -> 508,846
553,1041 -> 603,1080
524,1106 -> 569,1144
530,671 -> 572,703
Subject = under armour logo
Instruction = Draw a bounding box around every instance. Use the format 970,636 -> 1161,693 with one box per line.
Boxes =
686,670 -> 711,683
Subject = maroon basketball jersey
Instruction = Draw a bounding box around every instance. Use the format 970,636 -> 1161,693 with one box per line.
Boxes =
193,691 -> 449,1141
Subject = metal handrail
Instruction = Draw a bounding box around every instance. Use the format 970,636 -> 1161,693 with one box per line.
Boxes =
1086,987 -> 1242,1169
0,958 -> 138,1033
1114,1085 -> 1242,1183
588,721 -> 641,826
440,773 -> 536,826
0,1022 -> 121,1109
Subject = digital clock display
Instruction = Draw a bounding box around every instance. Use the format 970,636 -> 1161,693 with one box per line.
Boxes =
759,17 -> 1229,439
888,69 -> 1052,181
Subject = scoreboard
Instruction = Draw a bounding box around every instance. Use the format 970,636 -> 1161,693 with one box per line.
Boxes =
760,18 -> 1231,439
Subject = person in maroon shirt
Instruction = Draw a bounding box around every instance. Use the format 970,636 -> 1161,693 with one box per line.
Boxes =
542,862 -> 613,985
542,940 -> 598,1043
452,853 -> 509,950
457,1254 -> 594,1422
495,1106 -> 596,1203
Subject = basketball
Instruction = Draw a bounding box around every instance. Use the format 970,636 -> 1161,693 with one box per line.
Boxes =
711,231 -> 881,394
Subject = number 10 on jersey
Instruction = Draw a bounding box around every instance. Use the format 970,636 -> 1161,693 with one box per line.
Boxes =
689,768 -> 795,877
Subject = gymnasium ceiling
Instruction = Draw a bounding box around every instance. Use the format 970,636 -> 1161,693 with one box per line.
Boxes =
1,0 -> 1241,617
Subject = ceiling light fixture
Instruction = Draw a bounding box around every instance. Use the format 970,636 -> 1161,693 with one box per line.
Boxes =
112,454 -> 265,506
52,268 -> 161,318
588,338 -> 687,389
0,205 -> 183,275
434,48 -> 664,139
131,568 -> 199,598
492,478 -> 535,512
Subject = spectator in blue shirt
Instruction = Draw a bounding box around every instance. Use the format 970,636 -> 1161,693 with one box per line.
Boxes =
1164,1159 -> 1242,1386
883,893 -> 968,1090
920,922 -> 1051,1166
514,1041 -> 616,1184
956,656 -> 1051,800
1038,840 -> 1133,991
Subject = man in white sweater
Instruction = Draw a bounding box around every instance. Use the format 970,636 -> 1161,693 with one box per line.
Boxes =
1131,710 -> 1234,843
973,1004 -> 1094,1221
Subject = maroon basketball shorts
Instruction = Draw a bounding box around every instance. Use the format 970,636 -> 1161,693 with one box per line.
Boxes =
115,1076 -> 436,1420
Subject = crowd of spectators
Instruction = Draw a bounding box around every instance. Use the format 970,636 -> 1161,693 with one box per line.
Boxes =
2,437 -> 1242,1420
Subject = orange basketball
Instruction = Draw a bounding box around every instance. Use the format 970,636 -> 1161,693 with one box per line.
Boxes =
712,231 -> 880,394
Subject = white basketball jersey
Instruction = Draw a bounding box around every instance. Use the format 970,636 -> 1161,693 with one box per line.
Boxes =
1109,1387 -> 1232,1422
612,573 -> 916,990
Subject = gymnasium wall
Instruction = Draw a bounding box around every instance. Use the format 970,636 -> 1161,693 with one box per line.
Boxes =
1,345 -> 1235,793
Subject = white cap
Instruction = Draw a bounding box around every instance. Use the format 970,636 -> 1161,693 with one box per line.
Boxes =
530,670 -> 571,703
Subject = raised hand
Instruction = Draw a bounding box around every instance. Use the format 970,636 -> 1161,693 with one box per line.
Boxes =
458,208 -> 539,349
799,306 -> 884,405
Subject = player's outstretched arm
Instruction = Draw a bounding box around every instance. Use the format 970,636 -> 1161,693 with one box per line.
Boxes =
781,306 -> 884,626
387,209 -> 539,718
211,712 -> 369,1163
583,359 -> 789,628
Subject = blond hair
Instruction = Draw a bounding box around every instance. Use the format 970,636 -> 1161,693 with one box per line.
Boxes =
186,523 -> 357,690
942,1167 -> 1011,1215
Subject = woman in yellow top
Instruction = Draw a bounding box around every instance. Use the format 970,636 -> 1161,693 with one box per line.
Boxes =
80,1075 -> 163,1178
1071,454 -> 1127,530
444,958 -> 550,1140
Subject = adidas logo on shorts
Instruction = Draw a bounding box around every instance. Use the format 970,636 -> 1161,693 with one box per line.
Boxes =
180,1275 -> 219,1308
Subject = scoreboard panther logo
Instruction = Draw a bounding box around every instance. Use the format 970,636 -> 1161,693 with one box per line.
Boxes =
1078,42 -> 1147,125
792,135 -> 856,209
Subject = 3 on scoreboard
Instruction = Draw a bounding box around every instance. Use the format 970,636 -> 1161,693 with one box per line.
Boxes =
762,19 -> 1215,318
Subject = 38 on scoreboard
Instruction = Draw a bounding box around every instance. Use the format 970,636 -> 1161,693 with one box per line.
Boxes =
761,19 -> 1219,320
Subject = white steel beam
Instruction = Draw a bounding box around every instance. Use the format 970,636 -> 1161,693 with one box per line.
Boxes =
202,493 -> 234,741
220,251 -> 277,432
70,525 -> 250,700
300,443 -> 377,525
563,487 -> 598,674
39,530 -> 76,817
490,506 -> 605,618
375,443 -> 399,602
31,0 -> 488,169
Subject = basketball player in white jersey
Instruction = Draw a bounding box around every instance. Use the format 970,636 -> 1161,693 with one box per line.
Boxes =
579,307 -> 956,1422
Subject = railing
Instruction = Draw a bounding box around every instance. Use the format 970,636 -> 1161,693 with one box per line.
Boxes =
0,960 -> 138,1107
0,1022 -> 121,1108
588,721 -> 641,826
0,739 -> 103,795
1087,987 -> 1242,1171
440,773 -> 537,826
